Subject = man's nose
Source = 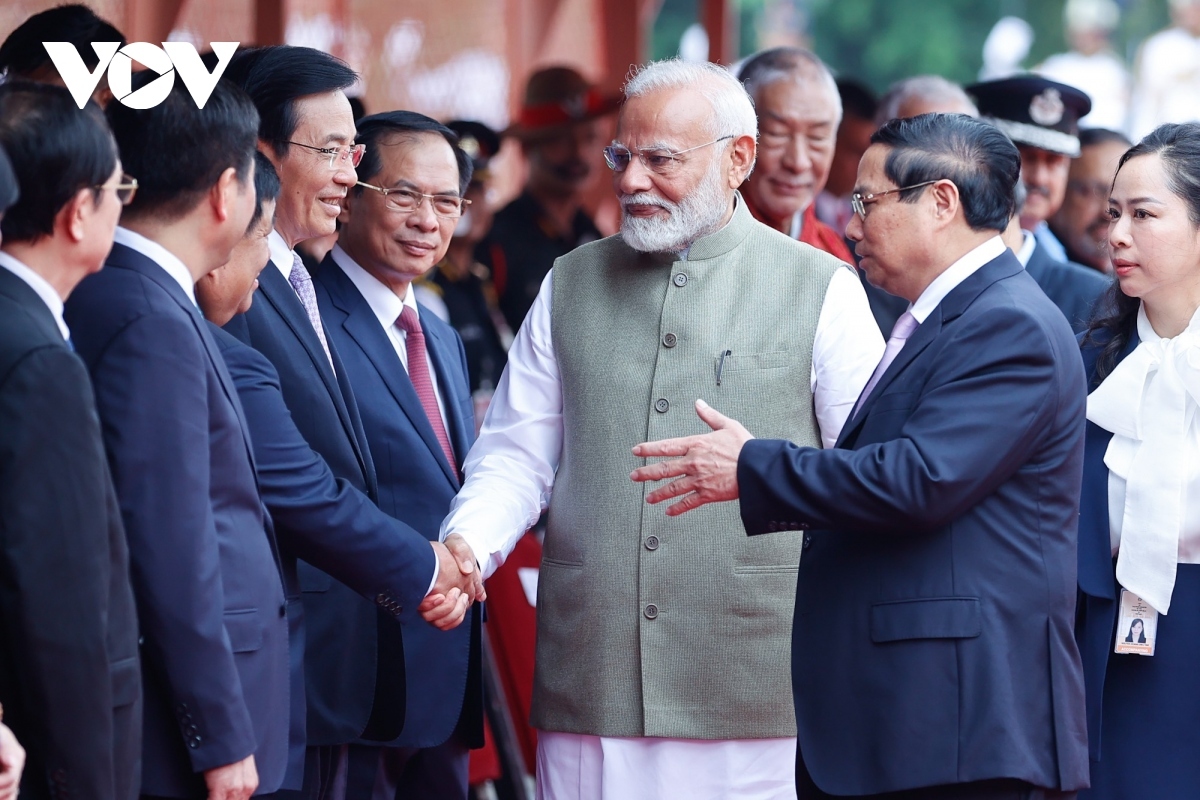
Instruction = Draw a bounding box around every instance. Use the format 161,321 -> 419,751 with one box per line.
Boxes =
615,158 -> 654,196
781,135 -> 813,172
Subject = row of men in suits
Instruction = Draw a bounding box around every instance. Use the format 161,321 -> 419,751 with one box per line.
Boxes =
0,44 -> 488,800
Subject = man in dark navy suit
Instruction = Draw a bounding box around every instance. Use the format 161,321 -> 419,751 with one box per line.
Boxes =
632,114 -> 1090,799
65,80 -> 288,800
222,48 -> 481,799
315,111 -> 482,800
0,83 -> 141,800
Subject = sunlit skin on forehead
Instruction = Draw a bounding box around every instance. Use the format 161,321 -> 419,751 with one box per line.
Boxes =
615,85 -> 720,153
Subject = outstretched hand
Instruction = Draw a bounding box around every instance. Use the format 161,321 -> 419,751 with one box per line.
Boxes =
630,399 -> 753,516
419,534 -> 486,630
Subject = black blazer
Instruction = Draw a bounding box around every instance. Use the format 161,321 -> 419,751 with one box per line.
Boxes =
224,259 -> 417,746
1025,240 -> 1110,334
316,255 -> 482,749
738,251 -> 1091,795
66,244 -> 290,797
0,267 -> 141,800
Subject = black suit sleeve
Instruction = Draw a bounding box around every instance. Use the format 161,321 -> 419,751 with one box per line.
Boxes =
739,302 -> 1068,534
216,332 -> 437,613
0,347 -> 122,798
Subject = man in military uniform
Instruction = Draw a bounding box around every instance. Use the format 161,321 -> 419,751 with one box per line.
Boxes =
476,67 -> 618,332
969,74 -> 1109,332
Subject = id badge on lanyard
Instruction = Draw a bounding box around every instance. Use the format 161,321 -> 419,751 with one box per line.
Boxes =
1114,588 -> 1158,656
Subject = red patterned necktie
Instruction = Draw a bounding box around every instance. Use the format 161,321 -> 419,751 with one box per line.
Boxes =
396,305 -> 457,472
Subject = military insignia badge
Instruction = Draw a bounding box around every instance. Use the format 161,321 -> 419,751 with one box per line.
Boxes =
1029,88 -> 1065,127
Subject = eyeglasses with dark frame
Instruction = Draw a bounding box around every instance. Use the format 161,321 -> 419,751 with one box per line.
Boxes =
356,180 -> 472,219
851,179 -> 944,219
603,135 -> 736,175
95,173 -> 138,205
287,141 -> 366,170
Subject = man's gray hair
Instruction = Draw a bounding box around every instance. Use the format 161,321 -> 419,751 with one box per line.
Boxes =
623,59 -> 758,142
736,47 -> 841,123
875,75 -> 978,127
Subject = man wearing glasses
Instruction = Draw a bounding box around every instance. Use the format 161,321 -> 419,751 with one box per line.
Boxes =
314,111 -> 482,800
439,59 -> 881,799
223,48 -> 481,799
631,113 -> 1090,800
0,82 -> 140,800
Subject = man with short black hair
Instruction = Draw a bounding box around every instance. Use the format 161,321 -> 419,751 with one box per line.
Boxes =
633,112 -> 1090,799
223,46 -> 481,799
0,81 -> 140,800
316,110 -> 482,800
65,77 -> 286,800
0,4 -> 125,106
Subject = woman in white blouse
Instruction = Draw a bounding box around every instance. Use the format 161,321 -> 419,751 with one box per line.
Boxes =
1077,122 -> 1200,800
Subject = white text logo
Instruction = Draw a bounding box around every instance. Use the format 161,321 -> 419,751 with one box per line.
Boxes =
42,41 -> 239,110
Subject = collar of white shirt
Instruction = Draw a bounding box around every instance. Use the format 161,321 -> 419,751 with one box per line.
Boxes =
0,251 -> 70,340
329,244 -> 419,331
112,226 -> 198,307
908,235 -> 1006,324
1014,229 -> 1036,267
268,228 -> 294,280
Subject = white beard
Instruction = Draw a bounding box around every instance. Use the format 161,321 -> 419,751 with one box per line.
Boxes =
618,157 -> 730,254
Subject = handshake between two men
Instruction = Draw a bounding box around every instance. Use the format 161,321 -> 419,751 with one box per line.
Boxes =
421,533 -> 487,630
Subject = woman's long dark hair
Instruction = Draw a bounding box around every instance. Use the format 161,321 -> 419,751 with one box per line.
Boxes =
1082,122 -> 1200,382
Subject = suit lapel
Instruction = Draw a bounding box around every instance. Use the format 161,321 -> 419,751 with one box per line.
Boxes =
836,251 -> 1025,448
324,262 -> 461,488
107,245 -> 260,473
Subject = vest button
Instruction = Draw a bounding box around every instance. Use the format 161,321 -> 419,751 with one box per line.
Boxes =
645,535 -> 660,551
654,398 -> 669,413
673,272 -> 688,287
644,603 -> 659,619
662,333 -> 677,348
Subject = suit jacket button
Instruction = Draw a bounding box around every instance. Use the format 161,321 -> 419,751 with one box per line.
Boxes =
803,534 -> 812,550
644,535 -> 660,551
376,593 -> 387,603
767,521 -> 779,532
644,604 -> 659,620
662,333 -> 677,348
673,272 -> 688,287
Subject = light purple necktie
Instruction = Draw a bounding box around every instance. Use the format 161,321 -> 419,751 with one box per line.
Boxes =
852,310 -> 919,418
287,252 -> 333,369
396,306 -> 458,473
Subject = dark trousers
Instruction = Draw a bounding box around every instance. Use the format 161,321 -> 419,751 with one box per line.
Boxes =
796,747 -> 1077,800
343,736 -> 469,800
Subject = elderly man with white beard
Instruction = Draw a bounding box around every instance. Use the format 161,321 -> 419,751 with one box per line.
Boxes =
438,58 -> 883,800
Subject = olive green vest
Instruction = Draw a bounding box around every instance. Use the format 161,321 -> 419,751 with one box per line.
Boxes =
534,196 -> 840,739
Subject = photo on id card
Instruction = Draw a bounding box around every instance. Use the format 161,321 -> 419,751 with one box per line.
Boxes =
1114,588 -> 1157,656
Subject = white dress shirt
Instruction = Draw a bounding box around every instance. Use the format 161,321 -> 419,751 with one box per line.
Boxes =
908,235 -> 1006,324
113,226 -> 198,307
1013,229 -> 1036,268
1086,303 -> 1200,615
268,228 -> 294,280
0,251 -> 70,340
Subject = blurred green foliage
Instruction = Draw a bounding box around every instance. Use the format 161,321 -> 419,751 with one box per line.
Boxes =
651,0 -> 1171,92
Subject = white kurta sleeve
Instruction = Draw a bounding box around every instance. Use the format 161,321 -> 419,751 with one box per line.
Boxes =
440,271 -> 562,578
809,266 -> 886,448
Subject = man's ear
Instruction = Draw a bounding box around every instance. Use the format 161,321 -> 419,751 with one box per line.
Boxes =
929,179 -> 961,226
57,188 -> 95,243
338,189 -> 354,225
727,134 -> 757,189
212,167 -> 240,223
